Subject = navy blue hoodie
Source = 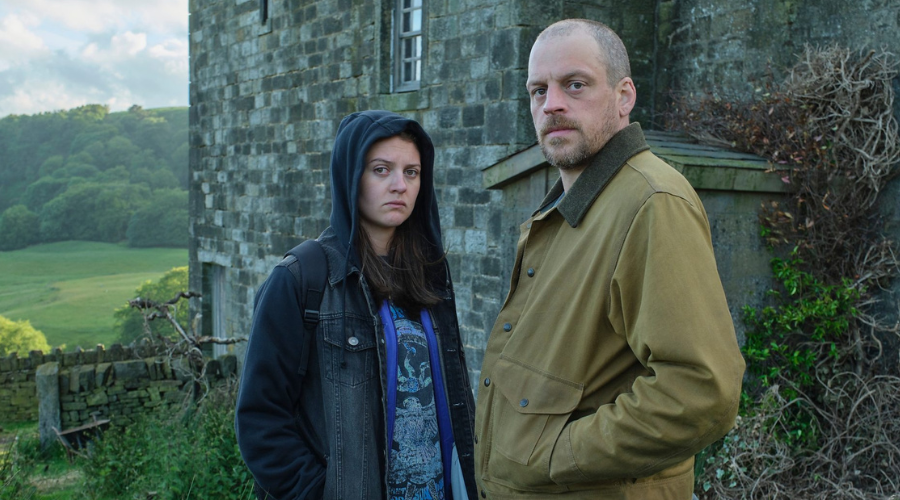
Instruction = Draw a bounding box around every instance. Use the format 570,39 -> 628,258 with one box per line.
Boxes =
328,110 -> 441,268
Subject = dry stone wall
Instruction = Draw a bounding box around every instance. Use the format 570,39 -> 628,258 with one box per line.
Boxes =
0,344 -> 237,430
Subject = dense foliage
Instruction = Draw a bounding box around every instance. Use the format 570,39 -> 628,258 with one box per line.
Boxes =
113,267 -> 190,345
0,315 -> 50,357
125,189 -> 189,248
80,386 -> 254,499
1,386 -> 252,500
0,105 -> 188,250
0,428 -> 45,500
671,46 -> 900,498
0,205 -> 39,251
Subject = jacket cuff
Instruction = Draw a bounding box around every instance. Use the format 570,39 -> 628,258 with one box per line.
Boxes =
549,422 -> 589,484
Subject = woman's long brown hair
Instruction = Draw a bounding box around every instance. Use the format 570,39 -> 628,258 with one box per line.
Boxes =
355,133 -> 444,313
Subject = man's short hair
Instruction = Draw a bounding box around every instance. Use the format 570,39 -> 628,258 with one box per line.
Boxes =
537,19 -> 631,87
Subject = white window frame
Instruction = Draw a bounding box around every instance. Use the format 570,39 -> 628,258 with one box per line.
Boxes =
393,0 -> 423,92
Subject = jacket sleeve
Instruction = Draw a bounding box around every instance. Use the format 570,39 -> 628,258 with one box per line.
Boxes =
235,266 -> 326,500
550,192 -> 746,483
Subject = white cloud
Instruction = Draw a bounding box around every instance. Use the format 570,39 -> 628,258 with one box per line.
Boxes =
0,13 -> 49,70
3,0 -> 187,37
0,0 -> 188,117
81,31 -> 148,63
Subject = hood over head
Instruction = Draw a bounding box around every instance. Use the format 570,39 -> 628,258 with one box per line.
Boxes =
329,110 -> 441,267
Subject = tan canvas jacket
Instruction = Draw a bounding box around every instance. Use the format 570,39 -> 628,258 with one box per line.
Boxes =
474,124 -> 745,500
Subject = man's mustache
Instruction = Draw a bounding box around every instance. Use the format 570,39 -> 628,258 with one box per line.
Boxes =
540,116 -> 581,137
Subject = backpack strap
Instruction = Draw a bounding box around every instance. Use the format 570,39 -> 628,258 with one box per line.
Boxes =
279,239 -> 328,376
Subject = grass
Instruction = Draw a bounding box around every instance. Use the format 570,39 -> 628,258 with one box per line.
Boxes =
1,421 -> 87,499
1,385 -> 254,500
0,241 -> 186,350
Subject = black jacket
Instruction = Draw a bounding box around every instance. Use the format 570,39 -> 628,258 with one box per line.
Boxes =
235,111 -> 477,500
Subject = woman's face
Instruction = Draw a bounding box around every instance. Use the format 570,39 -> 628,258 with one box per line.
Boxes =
358,135 -> 421,252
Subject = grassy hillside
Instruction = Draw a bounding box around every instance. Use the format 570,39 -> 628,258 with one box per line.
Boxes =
0,241 -> 187,350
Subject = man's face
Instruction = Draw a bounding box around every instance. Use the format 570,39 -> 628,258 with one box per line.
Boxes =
526,30 -> 625,170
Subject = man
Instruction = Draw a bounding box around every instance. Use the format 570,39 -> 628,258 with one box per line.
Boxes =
473,19 -> 745,499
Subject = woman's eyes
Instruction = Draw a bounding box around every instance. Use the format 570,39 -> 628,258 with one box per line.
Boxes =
371,166 -> 419,177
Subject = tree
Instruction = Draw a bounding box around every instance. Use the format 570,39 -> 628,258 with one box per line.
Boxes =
0,105 -> 188,219
39,182 -> 150,242
0,315 -> 50,356
126,189 -> 188,247
38,155 -> 65,177
114,267 -> 189,345
22,177 -> 71,211
0,205 -> 40,250
55,162 -> 100,180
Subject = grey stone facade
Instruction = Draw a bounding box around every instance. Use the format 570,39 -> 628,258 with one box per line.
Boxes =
663,0 -> 900,99
188,0 -> 900,384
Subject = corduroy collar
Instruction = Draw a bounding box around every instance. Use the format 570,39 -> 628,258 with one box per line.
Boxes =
535,122 -> 649,228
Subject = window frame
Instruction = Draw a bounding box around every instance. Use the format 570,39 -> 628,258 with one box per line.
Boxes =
393,0 -> 424,92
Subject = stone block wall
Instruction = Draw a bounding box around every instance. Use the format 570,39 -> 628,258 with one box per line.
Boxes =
188,0 -> 631,372
0,344 -> 237,430
663,0 -> 900,101
0,351 -> 40,422
189,0 -> 900,386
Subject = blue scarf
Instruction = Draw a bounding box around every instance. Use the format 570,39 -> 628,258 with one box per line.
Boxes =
378,300 -> 455,497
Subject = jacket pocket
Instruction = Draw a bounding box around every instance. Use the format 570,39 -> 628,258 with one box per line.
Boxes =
321,314 -> 378,388
488,356 -> 583,488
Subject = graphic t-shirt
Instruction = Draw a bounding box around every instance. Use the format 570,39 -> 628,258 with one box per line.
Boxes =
387,302 -> 445,500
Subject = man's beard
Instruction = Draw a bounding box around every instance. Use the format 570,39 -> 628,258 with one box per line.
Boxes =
537,111 -> 619,171
539,134 -> 593,171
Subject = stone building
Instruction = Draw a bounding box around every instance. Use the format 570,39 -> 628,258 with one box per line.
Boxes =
188,0 -> 900,382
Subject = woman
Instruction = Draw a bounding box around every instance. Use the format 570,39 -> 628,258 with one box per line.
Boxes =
236,110 -> 476,500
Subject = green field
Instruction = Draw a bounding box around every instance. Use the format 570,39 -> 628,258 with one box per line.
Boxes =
0,241 -> 187,350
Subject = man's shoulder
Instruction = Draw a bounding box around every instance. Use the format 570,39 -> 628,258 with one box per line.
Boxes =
620,150 -> 698,200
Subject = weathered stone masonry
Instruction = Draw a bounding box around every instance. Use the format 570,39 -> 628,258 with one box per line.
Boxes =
1,345 -> 237,431
189,0 -> 900,386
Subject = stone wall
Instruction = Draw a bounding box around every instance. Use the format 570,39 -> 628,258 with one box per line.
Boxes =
188,0 -> 574,369
664,0 -> 900,101
189,0 -> 900,385
0,351 -> 40,422
0,344 -> 237,430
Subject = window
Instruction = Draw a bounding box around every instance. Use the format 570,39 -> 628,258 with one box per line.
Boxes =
201,263 -> 227,358
257,0 -> 272,35
394,0 -> 423,92
259,0 -> 268,25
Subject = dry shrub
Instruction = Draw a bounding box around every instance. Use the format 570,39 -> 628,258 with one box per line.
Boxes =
670,45 -> 900,499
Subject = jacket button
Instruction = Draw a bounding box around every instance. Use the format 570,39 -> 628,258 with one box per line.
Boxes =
520,399 -> 529,407
526,268 -> 534,277
503,323 -> 512,332
474,434 -> 478,444
348,336 -> 359,346
481,490 -> 487,498
484,378 -> 491,387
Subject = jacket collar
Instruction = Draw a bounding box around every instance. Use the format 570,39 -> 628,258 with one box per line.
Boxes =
318,227 -> 361,286
535,122 -> 649,228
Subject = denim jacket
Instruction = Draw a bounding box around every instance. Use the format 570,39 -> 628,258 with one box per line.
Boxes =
236,228 -> 477,500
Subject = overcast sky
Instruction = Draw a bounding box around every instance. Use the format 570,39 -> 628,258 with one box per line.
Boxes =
0,0 -> 188,118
